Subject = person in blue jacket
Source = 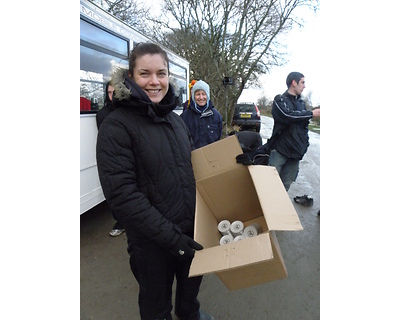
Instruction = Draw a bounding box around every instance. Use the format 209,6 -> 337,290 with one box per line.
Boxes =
180,80 -> 223,149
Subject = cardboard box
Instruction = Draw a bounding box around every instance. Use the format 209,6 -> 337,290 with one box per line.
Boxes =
188,135 -> 303,290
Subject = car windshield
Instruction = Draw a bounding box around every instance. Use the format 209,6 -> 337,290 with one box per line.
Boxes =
238,105 -> 254,113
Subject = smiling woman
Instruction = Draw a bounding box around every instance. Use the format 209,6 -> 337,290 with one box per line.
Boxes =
80,0 -> 191,215
131,51 -> 170,104
180,79 -> 223,149
96,42 -> 212,320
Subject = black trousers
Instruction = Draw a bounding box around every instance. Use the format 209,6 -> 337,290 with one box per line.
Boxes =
128,240 -> 203,320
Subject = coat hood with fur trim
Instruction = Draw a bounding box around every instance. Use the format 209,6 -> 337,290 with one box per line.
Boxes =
110,68 -> 179,118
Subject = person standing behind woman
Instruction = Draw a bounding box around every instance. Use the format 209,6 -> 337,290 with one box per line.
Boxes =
96,43 -> 213,320
96,82 -> 115,128
180,80 -> 223,149
96,81 -> 125,237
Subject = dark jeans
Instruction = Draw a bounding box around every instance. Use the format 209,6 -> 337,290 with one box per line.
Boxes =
268,149 -> 299,191
128,240 -> 203,320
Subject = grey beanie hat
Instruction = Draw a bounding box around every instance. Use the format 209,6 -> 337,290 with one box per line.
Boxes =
191,80 -> 210,106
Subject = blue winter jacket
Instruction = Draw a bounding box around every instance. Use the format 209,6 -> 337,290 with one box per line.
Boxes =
180,99 -> 223,149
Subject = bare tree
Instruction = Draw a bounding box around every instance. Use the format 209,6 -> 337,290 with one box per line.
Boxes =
148,0 -> 318,132
91,0 -> 150,33
302,90 -> 313,110
257,95 -> 272,113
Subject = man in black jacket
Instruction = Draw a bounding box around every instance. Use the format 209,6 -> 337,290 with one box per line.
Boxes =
268,71 -> 320,190
236,72 -> 320,191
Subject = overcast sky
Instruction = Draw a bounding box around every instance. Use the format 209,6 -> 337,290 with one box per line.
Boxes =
238,7 -> 321,106
149,0 -> 322,106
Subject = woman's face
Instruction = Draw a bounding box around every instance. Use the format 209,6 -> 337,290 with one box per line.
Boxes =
194,90 -> 208,107
133,54 -> 169,104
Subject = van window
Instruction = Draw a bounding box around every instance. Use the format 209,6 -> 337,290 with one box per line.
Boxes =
169,62 -> 187,79
80,19 -> 128,57
80,18 -> 129,112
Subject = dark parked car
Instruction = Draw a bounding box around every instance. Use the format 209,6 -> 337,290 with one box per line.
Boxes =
232,103 -> 261,132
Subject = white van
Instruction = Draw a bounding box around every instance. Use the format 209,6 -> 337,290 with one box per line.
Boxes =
80,0 -> 190,214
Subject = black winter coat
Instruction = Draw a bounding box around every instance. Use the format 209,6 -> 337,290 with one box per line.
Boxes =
96,99 -> 116,129
270,91 -> 313,160
180,99 -> 223,149
96,68 -> 196,250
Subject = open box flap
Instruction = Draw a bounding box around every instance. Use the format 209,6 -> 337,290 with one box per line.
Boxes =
189,233 -> 273,277
191,135 -> 243,181
248,165 -> 303,231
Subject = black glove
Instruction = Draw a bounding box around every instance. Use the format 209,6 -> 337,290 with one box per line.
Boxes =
236,153 -> 254,165
170,234 -> 203,261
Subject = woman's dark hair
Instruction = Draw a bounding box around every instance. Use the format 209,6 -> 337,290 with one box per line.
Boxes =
128,42 -> 170,76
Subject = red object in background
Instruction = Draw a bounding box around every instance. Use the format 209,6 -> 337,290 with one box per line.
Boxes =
80,97 -> 91,111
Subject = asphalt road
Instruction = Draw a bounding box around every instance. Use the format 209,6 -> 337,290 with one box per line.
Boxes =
80,116 -> 320,319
